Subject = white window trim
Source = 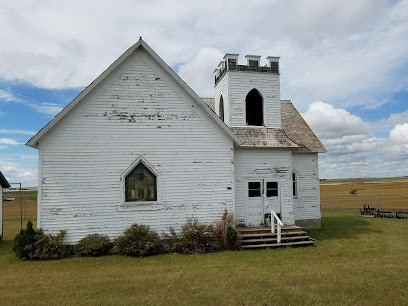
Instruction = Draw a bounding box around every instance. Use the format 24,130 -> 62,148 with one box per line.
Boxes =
120,156 -> 162,206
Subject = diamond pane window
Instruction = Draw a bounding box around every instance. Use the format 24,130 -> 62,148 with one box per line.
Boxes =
125,162 -> 157,202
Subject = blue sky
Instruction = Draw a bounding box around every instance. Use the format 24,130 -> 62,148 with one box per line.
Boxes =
1,0 -> 408,186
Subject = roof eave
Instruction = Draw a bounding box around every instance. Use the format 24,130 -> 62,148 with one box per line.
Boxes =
0,172 -> 11,188
26,40 -> 145,149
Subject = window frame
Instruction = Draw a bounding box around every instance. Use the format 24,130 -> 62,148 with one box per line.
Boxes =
219,95 -> 225,122
121,156 -> 161,205
265,181 -> 278,197
244,88 -> 264,126
292,170 -> 298,198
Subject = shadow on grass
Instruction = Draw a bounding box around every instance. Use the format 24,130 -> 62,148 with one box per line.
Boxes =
307,213 -> 382,241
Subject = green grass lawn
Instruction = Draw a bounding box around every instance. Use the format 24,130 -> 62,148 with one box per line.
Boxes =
1,212 -> 407,305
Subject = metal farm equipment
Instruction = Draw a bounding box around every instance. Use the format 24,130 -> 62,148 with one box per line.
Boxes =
360,204 -> 408,219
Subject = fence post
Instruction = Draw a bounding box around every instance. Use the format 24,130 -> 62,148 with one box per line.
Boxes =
336,195 -> 338,210
355,194 -> 358,211
379,194 -> 382,210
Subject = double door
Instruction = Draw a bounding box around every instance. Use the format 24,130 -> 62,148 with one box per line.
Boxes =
246,179 -> 280,226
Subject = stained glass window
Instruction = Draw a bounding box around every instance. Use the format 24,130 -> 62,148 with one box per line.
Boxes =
125,162 -> 157,202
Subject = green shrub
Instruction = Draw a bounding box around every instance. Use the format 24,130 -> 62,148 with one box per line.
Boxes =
214,210 -> 235,250
114,224 -> 160,257
166,218 -> 217,254
29,229 -> 69,260
75,234 -> 112,257
226,226 -> 238,250
13,220 -> 36,259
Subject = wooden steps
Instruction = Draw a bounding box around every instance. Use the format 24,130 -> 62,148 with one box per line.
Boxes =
237,226 -> 315,249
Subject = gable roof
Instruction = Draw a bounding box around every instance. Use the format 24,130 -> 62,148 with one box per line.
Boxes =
0,171 -> 10,188
26,39 -> 242,149
202,98 -> 326,153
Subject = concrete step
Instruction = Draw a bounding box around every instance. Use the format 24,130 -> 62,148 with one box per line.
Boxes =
240,235 -> 311,244
241,240 -> 315,249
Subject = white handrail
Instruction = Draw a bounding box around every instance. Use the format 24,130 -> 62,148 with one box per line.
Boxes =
271,209 -> 283,244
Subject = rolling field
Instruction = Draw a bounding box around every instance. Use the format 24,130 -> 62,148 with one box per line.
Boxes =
3,189 -> 37,218
320,177 -> 408,210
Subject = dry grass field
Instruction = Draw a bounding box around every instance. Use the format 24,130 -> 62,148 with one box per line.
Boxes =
320,177 -> 408,211
3,189 -> 37,218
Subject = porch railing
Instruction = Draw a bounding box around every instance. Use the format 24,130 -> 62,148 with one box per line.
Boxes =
271,209 -> 283,244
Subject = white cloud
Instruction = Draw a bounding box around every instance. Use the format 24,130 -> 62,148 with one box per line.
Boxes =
0,0 -> 407,109
302,101 -> 408,178
29,102 -> 63,116
0,138 -> 23,145
0,1 -> 407,182
0,89 -> 20,102
0,145 -> 8,149
0,152 -> 38,187
178,47 -> 224,97
0,88 -> 62,116
0,129 -> 37,135
390,123 -> 408,143
0,160 -> 37,186
385,110 -> 408,126
302,101 -> 372,142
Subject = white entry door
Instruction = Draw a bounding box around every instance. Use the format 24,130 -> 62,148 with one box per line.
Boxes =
246,180 -> 264,226
246,180 -> 281,226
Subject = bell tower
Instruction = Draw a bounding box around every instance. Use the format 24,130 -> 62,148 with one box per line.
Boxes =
214,53 -> 281,128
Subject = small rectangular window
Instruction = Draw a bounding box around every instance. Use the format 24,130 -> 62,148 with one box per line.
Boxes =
248,60 -> 259,67
266,182 -> 278,197
292,172 -> 297,197
248,182 -> 261,197
270,62 -> 279,73
228,58 -> 237,68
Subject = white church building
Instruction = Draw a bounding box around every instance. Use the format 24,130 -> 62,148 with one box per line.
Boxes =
27,39 -> 325,244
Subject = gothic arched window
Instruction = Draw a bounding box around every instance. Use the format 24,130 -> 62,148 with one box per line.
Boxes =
125,162 -> 157,202
219,96 -> 225,122
245,89 -> 263,126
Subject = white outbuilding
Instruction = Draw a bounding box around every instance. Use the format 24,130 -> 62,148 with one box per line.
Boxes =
27,39 -> 325,244
0,171 -> 11,240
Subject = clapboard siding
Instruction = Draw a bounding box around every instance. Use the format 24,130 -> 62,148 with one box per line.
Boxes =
215,73 -> 229,125
234,148 -> 294,225
39,52 -> 234,244
227,72 -> 281,128
292,153 -> 321,221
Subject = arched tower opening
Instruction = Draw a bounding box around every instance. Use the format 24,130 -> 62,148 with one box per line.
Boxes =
245,89 -> 263,126
219,96 -> 225,122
